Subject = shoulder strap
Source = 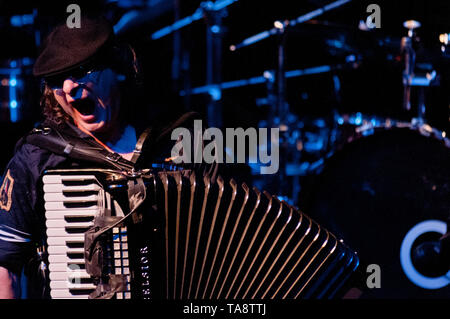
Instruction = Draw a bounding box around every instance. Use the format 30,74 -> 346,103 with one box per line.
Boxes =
24,112 -> 202,171
130,127 -> 151,164
25,124 -> 136,171
135,111 -> 201,166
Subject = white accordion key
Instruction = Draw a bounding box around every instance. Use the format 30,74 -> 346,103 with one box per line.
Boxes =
42,174 -> 99,184
43,171 -> 131,299
43,173 -> 102,299
45,209 -> 98,219
48,254 -> 85,264
43,183 -> 102,193
46,236 -> 85,246
47,245 -> 84,255
46,228 -> 89,237
49,268 -> 91,281
48,261 -> 85,272
44,193 -> 99,203
50,280 -> 96,290
46,219 -> 94,229
45,201 -> 99,211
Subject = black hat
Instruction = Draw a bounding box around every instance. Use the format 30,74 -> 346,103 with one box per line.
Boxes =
33,16 -> 114,78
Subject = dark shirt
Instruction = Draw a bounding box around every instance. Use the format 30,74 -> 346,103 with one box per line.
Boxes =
0,112 -> 219,276
0,121 -> 98,274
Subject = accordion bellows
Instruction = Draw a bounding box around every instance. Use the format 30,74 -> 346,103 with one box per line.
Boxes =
42,169 -> 359,299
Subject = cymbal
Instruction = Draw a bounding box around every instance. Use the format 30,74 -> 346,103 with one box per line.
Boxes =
278,19 -> 403,58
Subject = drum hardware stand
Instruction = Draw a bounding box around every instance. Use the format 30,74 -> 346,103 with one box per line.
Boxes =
227,0 -> 354,124
228,0 -> 353,125
179,64 -> 340,96
274,23 -> 292,200
151,0 -> 239,127
171,0 -> 185,107
256,70 -> 277,111
401,20 -> 419,114
401,20 -> 440,125
227,0 -> 352,202
439,33 -> 449,57
228,0 -> 352,51
407,70 -> 438,125
151,0 -> 238,40
204,3 -> 228,128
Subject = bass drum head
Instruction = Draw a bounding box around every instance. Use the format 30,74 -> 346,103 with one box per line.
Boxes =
301,127 -> 450,298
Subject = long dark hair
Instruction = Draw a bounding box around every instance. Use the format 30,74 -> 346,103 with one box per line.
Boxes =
40,83 -> 72,125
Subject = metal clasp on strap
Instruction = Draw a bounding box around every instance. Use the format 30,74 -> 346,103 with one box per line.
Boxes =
32,127 -> 52,135
105,152 -> 122,163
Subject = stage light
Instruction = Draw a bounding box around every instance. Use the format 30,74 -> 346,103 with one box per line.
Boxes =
439,33 -> 449,45
274,21 -> 284,30
210,25 -> 220,34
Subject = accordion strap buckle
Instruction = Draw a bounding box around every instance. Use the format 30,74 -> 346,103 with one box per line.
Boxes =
106,152 -> 122,163
31,126 -> 51,135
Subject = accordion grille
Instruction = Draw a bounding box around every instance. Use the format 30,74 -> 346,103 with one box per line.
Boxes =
146,171 -> 359,299
42,169 -> 359,299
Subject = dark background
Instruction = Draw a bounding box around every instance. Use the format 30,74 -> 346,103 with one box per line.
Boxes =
1,0 -> 450,299
0,0 -> 449,173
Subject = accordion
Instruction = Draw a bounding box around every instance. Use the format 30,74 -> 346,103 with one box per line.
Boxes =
42,168 -> 359,299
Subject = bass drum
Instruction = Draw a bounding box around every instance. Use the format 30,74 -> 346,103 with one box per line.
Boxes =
300,124 -> 450,298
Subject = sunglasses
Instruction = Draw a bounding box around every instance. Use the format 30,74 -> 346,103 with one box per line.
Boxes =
44,58 -> 109,90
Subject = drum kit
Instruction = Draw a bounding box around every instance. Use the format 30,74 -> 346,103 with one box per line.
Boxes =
151,0 -> 450,298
